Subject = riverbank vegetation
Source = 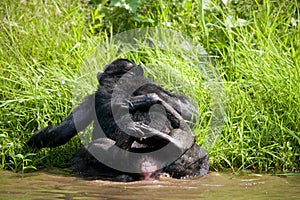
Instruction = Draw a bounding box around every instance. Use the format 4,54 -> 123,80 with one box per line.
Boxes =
0,0 -> 299,173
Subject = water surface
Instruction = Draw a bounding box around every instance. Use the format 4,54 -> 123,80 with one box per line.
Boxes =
0,169 -> 299,199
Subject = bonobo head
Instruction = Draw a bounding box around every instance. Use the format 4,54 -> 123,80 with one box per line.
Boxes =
97,59 -> 144,88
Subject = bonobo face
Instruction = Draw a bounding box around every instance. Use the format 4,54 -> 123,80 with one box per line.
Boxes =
97,59 -> 144,87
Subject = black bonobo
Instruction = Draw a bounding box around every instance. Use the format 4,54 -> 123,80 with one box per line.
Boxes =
27,59 -> 209,181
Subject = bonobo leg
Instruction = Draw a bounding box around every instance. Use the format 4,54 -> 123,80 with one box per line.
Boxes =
27,94 -> 96,148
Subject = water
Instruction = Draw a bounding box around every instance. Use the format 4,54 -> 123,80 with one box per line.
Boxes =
0,169 -> 299,200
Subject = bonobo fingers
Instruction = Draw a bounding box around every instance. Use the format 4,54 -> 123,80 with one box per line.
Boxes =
26,126 -> 55,148
132,123 -> 182,147
124,123 -> 145,138
132,123 -> 195,160
27,117 -> 79,148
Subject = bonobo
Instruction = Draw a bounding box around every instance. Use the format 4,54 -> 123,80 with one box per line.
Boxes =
27,59 -> 209,181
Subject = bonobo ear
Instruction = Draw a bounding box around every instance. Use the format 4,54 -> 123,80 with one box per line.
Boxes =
97,72 -> 103,83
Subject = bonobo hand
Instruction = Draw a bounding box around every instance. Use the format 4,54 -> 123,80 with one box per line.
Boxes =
26,126 -> 55,148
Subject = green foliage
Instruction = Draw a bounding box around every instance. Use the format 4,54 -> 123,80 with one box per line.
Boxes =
0,0 -> 91,171
0,0 -> 299,174
88,0 -> 154,34
109,0 -> 141,13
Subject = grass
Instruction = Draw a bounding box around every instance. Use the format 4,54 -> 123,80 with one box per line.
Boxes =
0,0 -> 299,174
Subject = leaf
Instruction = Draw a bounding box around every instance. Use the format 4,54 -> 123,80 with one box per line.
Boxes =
109,0 -> 141,13
15,154 -> 24,159
225,16 -> 250,28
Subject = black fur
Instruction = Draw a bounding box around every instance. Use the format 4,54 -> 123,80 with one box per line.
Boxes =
27,59 -> 209,181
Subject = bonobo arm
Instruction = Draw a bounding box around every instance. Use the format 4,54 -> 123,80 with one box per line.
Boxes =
113,93 -> 195,151
130,93 -> 192,132
160,92 -> 198,125
135,84 -> 198,124
129,93 -> 195,147
27,94 -> 96,148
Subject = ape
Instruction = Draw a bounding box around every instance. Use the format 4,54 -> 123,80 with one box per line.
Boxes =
27,59 -> 209,181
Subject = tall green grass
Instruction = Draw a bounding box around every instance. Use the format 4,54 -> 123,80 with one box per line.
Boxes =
0,0 -> 91,171
0,0 -> 299,173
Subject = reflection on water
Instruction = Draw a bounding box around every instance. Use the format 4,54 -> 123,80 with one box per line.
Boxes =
0,169 -> 299,200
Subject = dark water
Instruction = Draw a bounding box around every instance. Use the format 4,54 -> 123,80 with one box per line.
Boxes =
0,169 -> 299,200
